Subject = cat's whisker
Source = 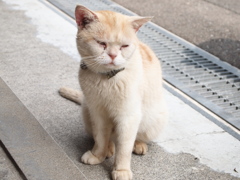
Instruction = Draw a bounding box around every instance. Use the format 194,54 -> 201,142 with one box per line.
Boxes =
84,60 -> 100,69
80,51 -> 104,61
81,54 -> 99,60
126,44 -> 137,60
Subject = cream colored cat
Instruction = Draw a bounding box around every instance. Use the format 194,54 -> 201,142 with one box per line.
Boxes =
59,5 -> 168,180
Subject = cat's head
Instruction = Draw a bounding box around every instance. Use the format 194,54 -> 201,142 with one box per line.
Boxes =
75,5 -> 152,74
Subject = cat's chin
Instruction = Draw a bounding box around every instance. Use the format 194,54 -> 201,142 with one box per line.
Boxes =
105,63 -> 117,68
104,63 -> 124,70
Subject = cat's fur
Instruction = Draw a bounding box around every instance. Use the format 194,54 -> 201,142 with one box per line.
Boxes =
59,5 -> 168,180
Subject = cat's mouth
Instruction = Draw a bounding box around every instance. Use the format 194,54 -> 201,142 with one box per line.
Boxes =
102,61 -> 120,69
103,59 -> 125,68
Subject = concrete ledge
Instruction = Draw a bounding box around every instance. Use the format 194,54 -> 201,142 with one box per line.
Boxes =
0,78 -> 86,180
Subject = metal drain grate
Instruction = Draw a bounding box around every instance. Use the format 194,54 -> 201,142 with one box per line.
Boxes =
45,0 -> 240,132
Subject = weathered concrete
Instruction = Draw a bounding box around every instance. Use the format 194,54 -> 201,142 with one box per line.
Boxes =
0,77 -> 86,180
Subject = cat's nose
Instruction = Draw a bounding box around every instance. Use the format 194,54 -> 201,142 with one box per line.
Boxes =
108,54 -> 117,60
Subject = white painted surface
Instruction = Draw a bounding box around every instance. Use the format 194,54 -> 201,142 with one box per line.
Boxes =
3,0 -> 80,61
158,90 -> 240,177
4,0 -> 240,178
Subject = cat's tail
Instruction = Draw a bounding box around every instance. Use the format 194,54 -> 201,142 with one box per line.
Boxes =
58,87 -> 83,105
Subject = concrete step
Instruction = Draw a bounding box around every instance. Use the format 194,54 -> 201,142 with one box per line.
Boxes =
0,78 -> 86,180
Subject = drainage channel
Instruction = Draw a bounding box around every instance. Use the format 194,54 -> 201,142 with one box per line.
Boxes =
45,0 -> 240,138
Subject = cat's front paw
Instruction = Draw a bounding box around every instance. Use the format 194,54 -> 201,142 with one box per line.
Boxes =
81,150 -> 104,165
133,141 -> 148,155
112,169 -> 133,180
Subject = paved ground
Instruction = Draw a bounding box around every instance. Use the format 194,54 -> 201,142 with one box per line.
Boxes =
113,0 -> 240,68
0,0 -> 240,179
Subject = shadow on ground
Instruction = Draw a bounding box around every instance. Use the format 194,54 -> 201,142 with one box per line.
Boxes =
62,128 -> 239,180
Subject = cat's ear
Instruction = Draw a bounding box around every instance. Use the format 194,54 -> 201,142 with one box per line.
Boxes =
75,5 -> 98,29
130,16 -> 153,32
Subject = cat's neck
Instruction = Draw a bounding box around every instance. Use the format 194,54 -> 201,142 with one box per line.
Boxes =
80,62 -> 125,79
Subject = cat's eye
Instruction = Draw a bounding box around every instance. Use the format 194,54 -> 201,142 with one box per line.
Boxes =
121,45 -> 129,48
97,41 -> 107,49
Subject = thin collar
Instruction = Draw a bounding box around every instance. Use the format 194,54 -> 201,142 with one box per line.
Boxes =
80,62 -> 125,79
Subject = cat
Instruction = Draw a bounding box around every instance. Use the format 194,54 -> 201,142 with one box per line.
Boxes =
59,5 -> 168,180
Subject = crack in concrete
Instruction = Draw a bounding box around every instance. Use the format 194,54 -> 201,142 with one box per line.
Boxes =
158,130 -> 226,143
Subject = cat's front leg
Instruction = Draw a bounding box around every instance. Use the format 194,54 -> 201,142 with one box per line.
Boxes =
81,113 -> 112,165
112,113 -> 141,180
